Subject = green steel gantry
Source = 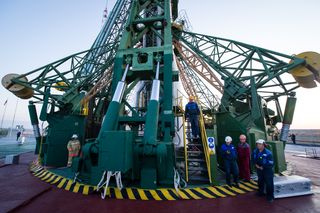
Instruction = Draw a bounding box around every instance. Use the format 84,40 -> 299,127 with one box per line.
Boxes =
2,0 -> 320,189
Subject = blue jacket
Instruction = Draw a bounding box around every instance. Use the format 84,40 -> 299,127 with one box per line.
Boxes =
252,148 -> 274,169
221,144 -> 237,161
185,102 -> 200,117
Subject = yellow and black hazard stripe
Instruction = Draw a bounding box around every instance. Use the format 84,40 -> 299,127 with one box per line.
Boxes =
29,162 -> 258,200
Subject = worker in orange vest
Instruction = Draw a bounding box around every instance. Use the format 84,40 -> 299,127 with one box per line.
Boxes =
67,134 -> 81,167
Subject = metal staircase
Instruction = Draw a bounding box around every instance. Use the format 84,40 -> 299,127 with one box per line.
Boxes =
184,121 -> 209,183
174,96 -> 211,184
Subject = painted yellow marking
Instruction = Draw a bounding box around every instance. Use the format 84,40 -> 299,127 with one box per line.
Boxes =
32,169 -> 42,174
51,176 -> 62,184
65,180 -> 73,191
228,186 -> 245,194
183,189 -> 202,200
83,185 -> 89,195
216,186 -> 236,196
239,183 -> 254,191
243,182 -> 258,189
207,187 -> 226,198
38,172 -> 48,179
170,189 -> 189,200
193,188 -> 215,198
40,173 -> 52,180
114,188 -> 124,199
159,189 -> 175,200
29,163 -> 258,201
126,188 -> 136,200
148,190 -> 162,201
45,175 -> 57,183
250,180 -> 258,185
57,178 -> 67,188
34,171 -> 46,177
137,189 -> 148,200
73,183 -> 81,193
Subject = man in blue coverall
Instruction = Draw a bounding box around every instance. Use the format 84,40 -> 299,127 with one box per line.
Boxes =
252,139 -> 274,203
221,136 -> 239,187
185,96 -> 200,139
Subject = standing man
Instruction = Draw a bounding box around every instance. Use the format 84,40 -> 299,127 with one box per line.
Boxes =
237,134 -> 251,182
290,133 -> 296,144
16,131 -> 21,141
221,136 -> 239,187
67,134 -> 81,167
252,139 -> 274,203
185,96 -> 200,139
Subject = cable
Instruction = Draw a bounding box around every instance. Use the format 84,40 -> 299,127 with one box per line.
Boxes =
96,170 -> 123,199
173,168 -> 187,196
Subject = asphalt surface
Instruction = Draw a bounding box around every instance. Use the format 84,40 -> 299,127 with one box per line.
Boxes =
285,144 -> 320,155
0,136 -> 35,159
0,139 -> 319,213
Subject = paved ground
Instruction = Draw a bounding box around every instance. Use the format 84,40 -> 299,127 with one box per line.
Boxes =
0,139 -> 320,213
285,146 -> 320,189
285,144 -> 320,154
0,153 -> 50,213
12,183 -> 320,213
0,151 -> 318,213
0,136 -> 35,159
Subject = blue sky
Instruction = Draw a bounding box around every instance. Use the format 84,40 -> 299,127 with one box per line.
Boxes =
0,0 -> 319,129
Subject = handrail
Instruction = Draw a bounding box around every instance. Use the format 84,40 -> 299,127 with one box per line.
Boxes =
174,93 -> 189,182
197,99 -> 212,184
182,114 -> 188,182
174,91 -> 212,183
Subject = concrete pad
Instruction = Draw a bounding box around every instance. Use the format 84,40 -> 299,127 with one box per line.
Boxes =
0,152 -> 51,213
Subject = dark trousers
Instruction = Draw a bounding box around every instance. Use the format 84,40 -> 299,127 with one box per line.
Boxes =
224,160 -> 239,185
238,157 -> 250,181
189,115 -> 199,137
257,168 -> 274,200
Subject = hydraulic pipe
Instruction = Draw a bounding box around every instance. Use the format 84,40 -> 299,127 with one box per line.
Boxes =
28,102 -> 41,154
39,87 -> 50,121
98,64 -> 130,136
280,96 -> 297,141
143,62 -> 161,146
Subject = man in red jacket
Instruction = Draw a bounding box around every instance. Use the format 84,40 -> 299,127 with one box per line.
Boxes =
237,134 -> 251,181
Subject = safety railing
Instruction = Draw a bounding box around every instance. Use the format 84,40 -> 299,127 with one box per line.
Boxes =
174,91 -> 189,182
174,91 -> 212,183
197,99 -> 212,184
182,113 -> 188,182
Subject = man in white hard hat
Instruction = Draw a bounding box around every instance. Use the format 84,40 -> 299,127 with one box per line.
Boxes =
67,134 -> 81,167
252,139 -> 274,203
220,136 -> 239,187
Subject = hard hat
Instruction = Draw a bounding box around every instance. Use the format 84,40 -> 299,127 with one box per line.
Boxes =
189,96 -> 194,100
225,136 -> 232,143
72,134 -> 78,139
256,139 -> 265,144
